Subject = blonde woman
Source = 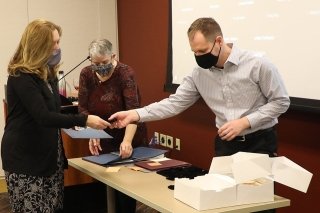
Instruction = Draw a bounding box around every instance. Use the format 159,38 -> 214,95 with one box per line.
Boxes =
1,19 -> 109,212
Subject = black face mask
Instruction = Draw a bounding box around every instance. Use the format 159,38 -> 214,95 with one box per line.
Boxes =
194,42 -> 221,69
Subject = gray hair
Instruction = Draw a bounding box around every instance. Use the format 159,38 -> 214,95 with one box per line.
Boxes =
88,39 -> 113,58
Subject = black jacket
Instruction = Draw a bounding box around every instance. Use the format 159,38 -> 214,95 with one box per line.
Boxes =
1,72 -> 87,176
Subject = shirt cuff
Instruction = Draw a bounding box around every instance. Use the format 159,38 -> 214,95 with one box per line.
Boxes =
135,107 -> 149,122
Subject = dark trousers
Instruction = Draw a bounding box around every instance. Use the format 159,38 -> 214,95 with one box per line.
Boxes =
215,127 -> 277,213
215,127 -> 277,157
115,190 -> 136,213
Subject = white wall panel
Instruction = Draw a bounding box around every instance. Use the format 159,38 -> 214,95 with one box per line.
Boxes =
0,0 -> 118,176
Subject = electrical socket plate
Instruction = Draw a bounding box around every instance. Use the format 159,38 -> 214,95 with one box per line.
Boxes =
175,138 -> 181,150
159,134 -> 167,147
154,132 -> 159,144
166,135 -> 173,148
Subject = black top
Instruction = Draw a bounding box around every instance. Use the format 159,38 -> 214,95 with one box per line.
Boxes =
1,72 -> 88,176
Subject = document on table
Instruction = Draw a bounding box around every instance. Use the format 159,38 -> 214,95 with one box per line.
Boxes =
134,158 -> 191,171
62,128 -> 113,139
82,146 -> 168,166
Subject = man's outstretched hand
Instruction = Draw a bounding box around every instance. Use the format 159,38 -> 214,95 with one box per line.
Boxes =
108,109 -> 140,128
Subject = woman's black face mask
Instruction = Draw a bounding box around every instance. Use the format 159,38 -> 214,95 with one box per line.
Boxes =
194,41 -> 221,69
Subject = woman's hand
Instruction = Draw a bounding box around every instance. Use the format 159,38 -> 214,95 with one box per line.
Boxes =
86,115 -> 111,129
89,138 -> 102,155
119,141 -> 133,158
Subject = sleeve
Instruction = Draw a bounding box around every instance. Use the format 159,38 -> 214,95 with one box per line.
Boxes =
136,74 -> 201,122
78,68 -> 91,115
10,73 -> 87,128
120,65 -> 141,110
246,58 -> 290,128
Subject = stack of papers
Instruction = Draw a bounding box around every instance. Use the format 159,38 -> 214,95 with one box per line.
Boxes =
82,147 -> 168,166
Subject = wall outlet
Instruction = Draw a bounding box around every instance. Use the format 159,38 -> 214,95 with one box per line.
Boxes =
154,132 -> 159,144
175,138 -> 181,150
166,135 -> 173,148
159,134 -> 167,147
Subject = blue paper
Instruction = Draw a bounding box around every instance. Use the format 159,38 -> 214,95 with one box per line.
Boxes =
62,128 -> 113,139
82,146 -> 168,165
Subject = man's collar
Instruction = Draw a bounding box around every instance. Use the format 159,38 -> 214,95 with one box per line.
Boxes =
225,43 -> 240,66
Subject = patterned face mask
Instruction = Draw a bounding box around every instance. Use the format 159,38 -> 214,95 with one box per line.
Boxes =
91,63 -> 113,76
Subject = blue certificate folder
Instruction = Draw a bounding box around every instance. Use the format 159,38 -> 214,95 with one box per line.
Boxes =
82,147 -> 168,166
62,128 -> 113,139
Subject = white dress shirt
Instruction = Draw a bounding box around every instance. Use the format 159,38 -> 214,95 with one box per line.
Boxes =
136,44 -> 290,135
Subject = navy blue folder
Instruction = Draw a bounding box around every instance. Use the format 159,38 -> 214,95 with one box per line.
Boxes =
82,147 -> 168,166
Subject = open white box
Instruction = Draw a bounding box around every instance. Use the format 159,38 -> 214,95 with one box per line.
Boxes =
174,152 -> 313,211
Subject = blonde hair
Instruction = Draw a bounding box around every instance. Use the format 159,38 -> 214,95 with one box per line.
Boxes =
8,19 -> 62,80
187,17 -> 223,42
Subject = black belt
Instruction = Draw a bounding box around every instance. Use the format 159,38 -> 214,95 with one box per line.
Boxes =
231,127 -> 275,142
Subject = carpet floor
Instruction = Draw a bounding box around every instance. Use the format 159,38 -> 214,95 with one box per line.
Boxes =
0,182 -> 159,213
0,192 -> 10,213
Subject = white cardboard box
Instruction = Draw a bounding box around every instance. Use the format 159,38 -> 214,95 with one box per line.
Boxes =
174,152 -> 313,211
272,156 -> 312,193
236,177 -> 274,205
174,174 -> 237,210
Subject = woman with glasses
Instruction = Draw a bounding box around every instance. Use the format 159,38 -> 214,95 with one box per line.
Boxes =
78,38 -> 147,213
